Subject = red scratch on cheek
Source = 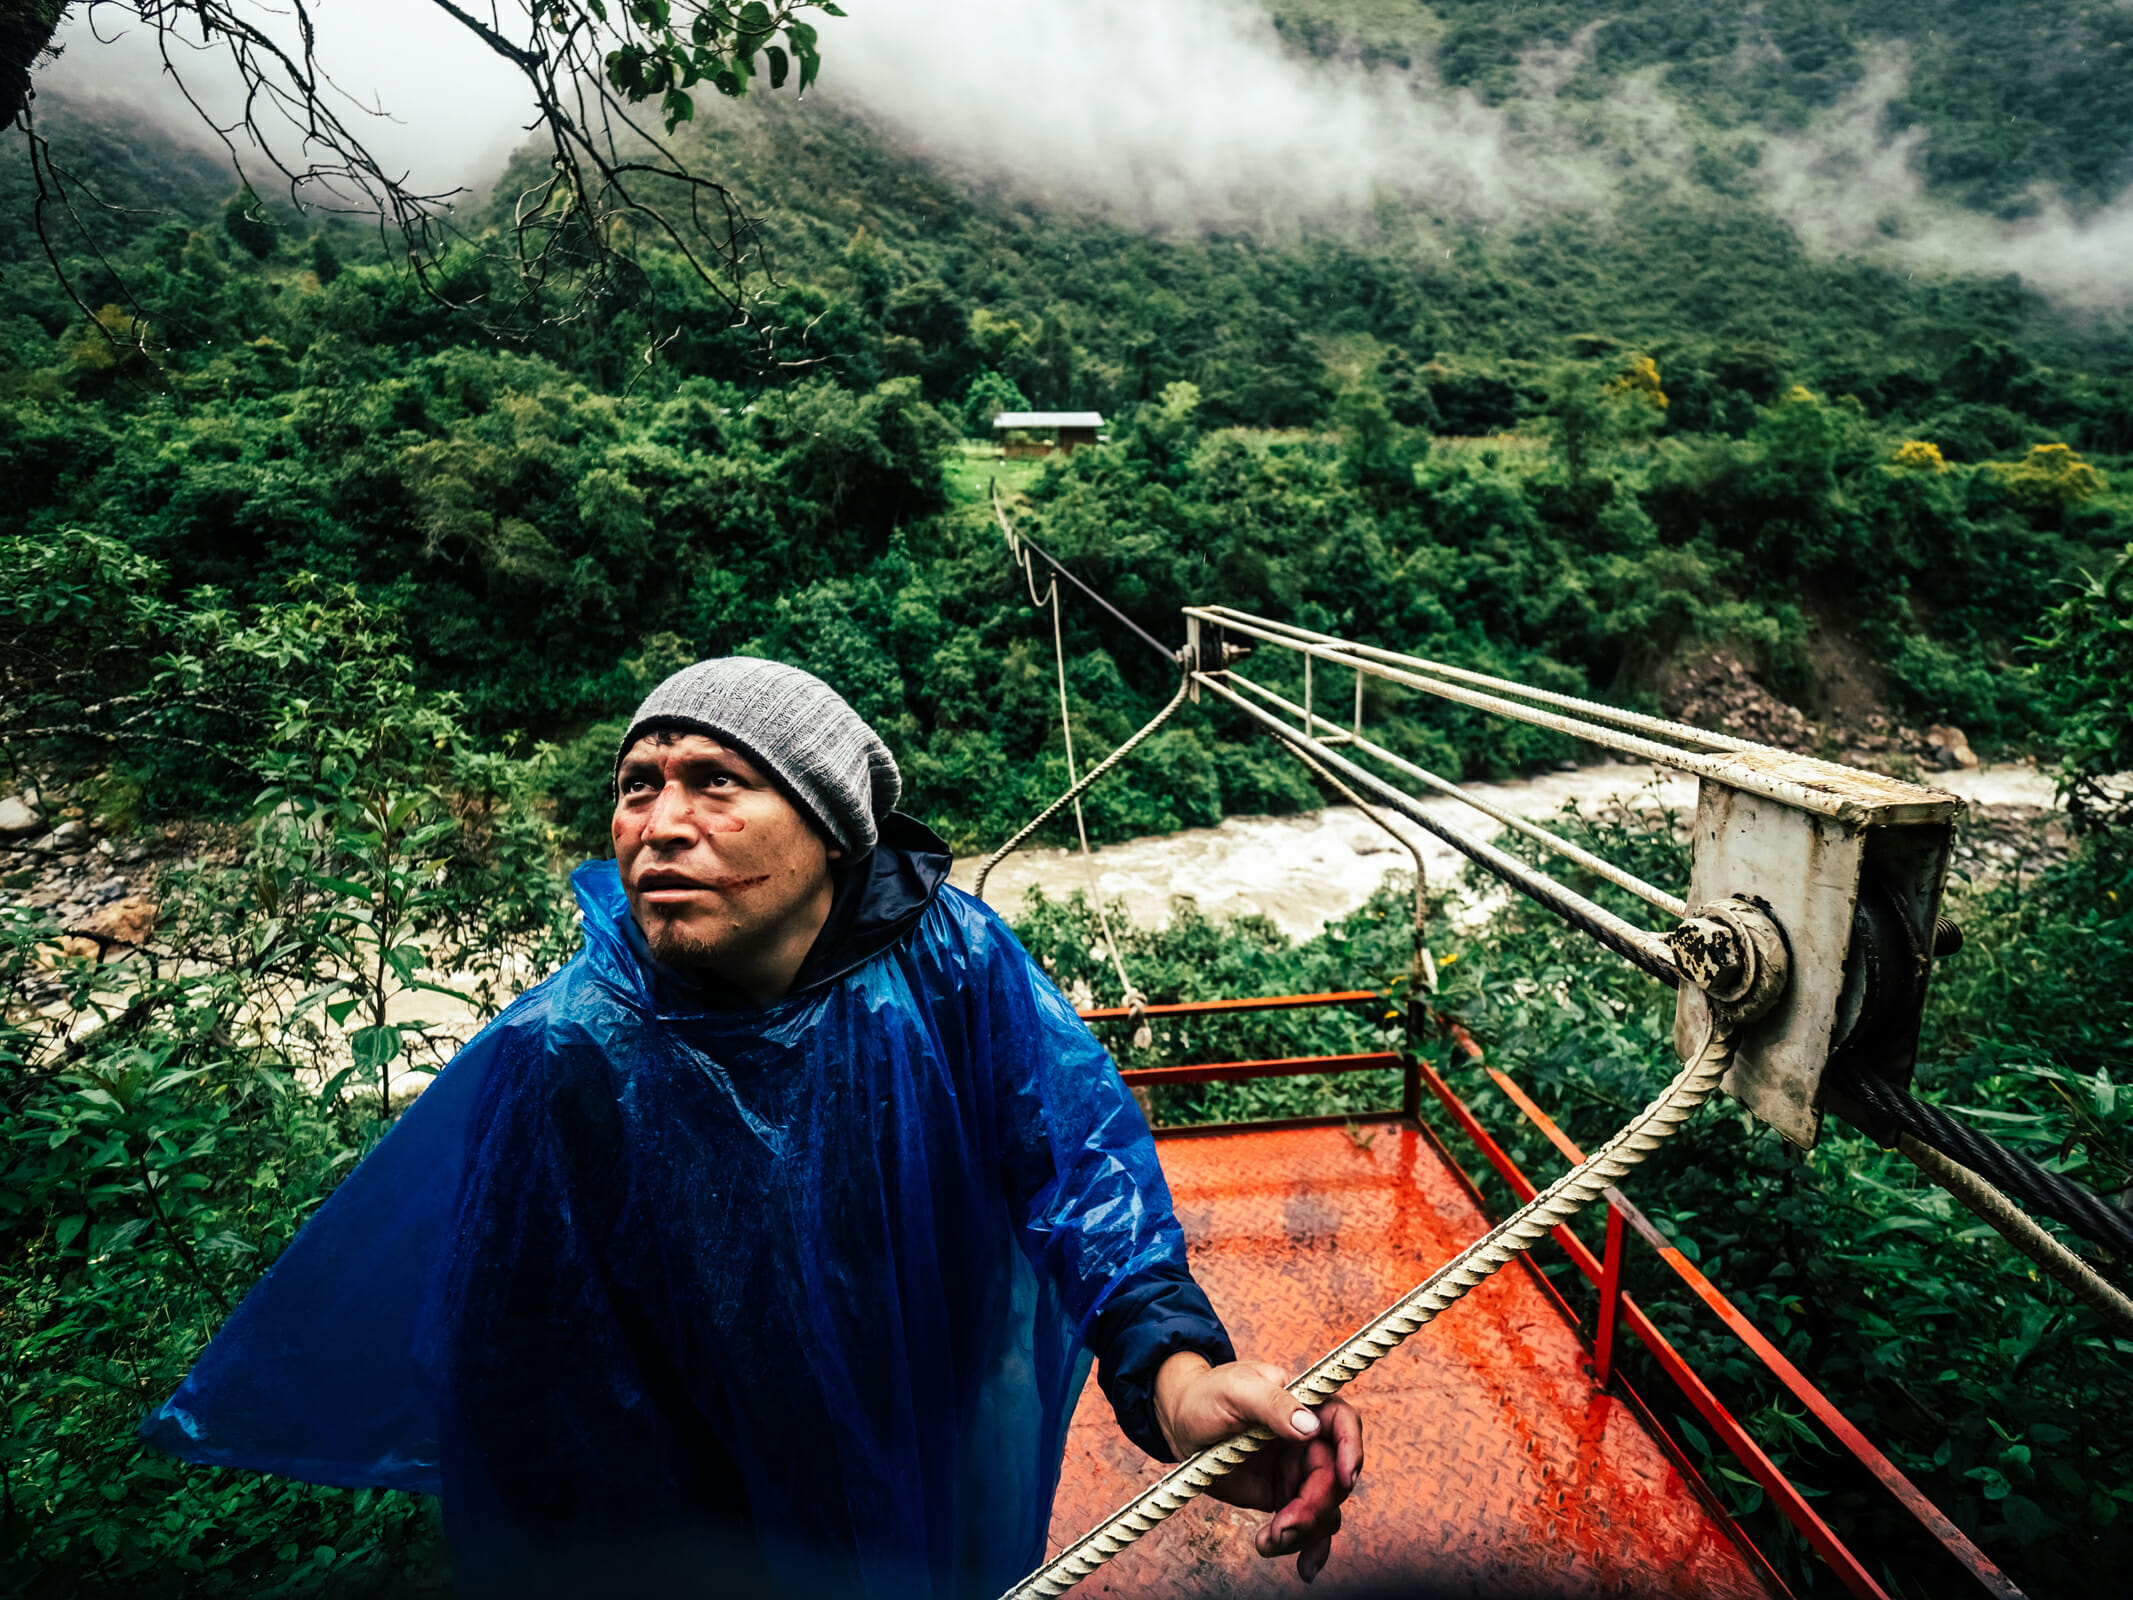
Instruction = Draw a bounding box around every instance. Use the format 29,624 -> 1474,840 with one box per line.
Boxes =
707,814 -> 746,834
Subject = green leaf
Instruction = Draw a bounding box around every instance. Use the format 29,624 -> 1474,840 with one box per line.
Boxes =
55,1214 -> 86,1249
350,1026 -> 402,1074
325,998 -> 363,1026
1966,1465 -> 2013,1500
765,44 -> 788,90
663,87 -> 696,130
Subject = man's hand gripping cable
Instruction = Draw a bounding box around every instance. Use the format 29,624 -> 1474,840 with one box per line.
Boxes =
999,991 -> 1753,1600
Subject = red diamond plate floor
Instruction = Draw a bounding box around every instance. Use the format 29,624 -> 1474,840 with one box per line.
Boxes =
1045,1117 -> 1779,1599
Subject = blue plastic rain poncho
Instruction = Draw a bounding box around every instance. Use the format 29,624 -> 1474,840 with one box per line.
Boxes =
142,818 -> 1232,1598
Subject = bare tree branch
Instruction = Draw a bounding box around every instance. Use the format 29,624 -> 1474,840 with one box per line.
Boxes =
11,1 -> 848,350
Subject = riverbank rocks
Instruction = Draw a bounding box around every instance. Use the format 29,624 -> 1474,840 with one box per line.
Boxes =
1666,651 -> 1817,750
0,795 -> 40,836
1663,649 -> 1991,778
70,894 -> 157,949
1925,724 -> 1980,770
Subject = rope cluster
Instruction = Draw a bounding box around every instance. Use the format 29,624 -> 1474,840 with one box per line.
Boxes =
997,1017 -> 1739,1600
1838,1069 -> 2133,1261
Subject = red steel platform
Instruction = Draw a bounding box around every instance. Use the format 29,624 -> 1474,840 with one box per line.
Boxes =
1045,1116 -> 1779,1598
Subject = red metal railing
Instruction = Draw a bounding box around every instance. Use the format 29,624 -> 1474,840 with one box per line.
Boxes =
1461,1053 -> 2021,1600
1078,989 -> 1399,1090
1077,989 -> 1382,1022
1077,987 -> 2024,1600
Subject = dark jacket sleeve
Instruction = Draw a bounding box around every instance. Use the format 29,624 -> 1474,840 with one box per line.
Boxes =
1085,1261 -> 1237,1462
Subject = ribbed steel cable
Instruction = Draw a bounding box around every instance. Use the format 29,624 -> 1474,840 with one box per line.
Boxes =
1838,1070 -> 2133,1261
1199,673 -> 1682,985
999,1013 -> 1738,1600
1227,670 -> 1687,920
1895,1133 -> 2133,1339
971,674 -> 1192,903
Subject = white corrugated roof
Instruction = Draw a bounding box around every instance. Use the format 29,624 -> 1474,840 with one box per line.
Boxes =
992,412 -> 1105,429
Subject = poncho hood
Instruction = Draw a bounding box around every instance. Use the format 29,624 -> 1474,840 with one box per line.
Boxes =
141,827 -> 1198,1600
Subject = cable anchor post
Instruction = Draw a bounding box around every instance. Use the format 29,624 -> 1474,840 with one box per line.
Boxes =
1665,896 -> 1790,1031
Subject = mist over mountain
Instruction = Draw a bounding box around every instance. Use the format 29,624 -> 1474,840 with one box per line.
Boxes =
808,0 -> 2133,310
12,0 -> 2133,314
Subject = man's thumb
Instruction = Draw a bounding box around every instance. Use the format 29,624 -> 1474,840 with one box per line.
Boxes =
1242,1372 -> 1319,1441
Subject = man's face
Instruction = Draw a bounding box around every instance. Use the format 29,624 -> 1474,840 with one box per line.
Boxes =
613,732 -> 839,976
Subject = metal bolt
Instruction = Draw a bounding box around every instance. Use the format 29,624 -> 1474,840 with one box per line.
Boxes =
1933,917 -> 1963,958
1668,916 -> 1746,993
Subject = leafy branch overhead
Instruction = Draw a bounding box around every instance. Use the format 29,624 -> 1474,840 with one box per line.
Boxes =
591,0 -> 841,125
7,1 -> 850,337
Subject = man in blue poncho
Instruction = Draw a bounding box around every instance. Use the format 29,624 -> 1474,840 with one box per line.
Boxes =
143,658 -> 1361,1598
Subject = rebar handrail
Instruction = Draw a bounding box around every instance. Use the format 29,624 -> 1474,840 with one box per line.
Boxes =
1187,605 -> 1963,827
1224,669 -> 1688,920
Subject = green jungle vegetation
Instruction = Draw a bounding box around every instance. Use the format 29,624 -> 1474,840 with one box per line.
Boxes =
4,0 -> 2133,1593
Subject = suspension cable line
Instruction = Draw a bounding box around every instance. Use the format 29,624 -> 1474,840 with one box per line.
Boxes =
1199,673 -> 1682,984
1224,669 -> 1688,920
991,480 -> 1176,665
1895,1131 -> 2133,1339
1194,604 -> 1770,757
1188,606 -> 1961,828
1269,728 -> 1437,998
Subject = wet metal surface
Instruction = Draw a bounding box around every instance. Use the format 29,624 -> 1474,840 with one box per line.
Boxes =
1046,1119 -> 1776,1598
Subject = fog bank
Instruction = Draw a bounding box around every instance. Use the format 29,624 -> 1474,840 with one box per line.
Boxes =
34,0 -> 2133,308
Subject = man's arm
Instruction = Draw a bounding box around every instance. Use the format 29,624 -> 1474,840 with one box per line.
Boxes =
969,899 -> 1364,1583
1082,1260 -> 1236,1459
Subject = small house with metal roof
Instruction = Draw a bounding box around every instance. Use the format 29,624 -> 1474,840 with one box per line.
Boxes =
992,411 -> 1105,458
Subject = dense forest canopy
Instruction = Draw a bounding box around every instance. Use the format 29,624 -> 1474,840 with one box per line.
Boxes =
4,1 -> 2133,1595
5,0 -> 2131,848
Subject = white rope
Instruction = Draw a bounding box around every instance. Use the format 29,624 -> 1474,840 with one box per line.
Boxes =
1047,571 -> 1146,1039
968,675 -> 1189,905
1897,1132 -> 2133,1339
971,532 -> 1176,1043
999,1011 -> 1739,1600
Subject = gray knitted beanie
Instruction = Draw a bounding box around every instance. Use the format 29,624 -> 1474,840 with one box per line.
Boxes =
614,658 -> 901,851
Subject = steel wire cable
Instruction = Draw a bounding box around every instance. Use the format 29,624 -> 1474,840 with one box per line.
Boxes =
1227,670 -> 1687,919
1199,674 -> 1682,984
970,674 -> 1192,903
1188,608 -> 1962,828
1193,605 -> 1769,757
1837,1070 -> 2133,1261
991,480 -> 1176,664
998,1015 -> 1738,1600
1894,1133 -> 2133,1339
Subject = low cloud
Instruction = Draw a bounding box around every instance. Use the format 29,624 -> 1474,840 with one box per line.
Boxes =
40,0 -> 536,203
1754,50 -> 2133,309
818,0 -> 1688,234
33,1 -> 2133,310
819,0 -> 2133,309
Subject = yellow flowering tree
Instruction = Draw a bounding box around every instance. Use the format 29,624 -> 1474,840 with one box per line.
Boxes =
1984,443 -> 2109,512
